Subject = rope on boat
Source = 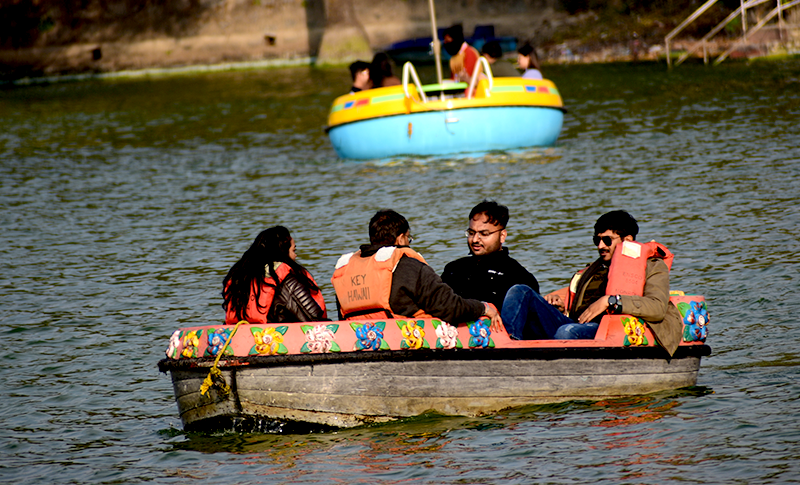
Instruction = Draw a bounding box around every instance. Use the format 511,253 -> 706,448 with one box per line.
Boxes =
200,320 -> 245,396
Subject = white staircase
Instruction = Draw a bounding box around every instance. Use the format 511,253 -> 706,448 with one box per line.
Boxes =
665,0 -> 800,67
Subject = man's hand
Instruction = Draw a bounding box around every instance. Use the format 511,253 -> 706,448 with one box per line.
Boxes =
577,296 -> 610,323
484,302 -> 504,333
544,293 -> 565,313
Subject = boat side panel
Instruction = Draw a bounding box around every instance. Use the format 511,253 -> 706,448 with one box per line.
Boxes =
170,355 -> 701,428
232,357 -> 701,399
328,107 -> 564,160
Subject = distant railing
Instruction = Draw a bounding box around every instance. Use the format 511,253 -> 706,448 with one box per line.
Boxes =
715,0 -> 800,63
665,0 -> 799,67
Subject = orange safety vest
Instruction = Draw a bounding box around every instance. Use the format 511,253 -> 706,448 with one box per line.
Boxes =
225,263 -> 290,324
331,246 -> 433,320
605,240 -> 673,297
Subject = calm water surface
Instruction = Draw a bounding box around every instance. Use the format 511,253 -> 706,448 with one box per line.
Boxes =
2,60 -> 799,484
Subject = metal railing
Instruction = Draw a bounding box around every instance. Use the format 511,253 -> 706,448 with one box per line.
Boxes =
715,0 -> 800,63
665,0 -> 798,67
402,61 -> 428,103
466,57 -> 494,100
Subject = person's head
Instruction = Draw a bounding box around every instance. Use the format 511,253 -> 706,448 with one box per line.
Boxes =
481,40 -> 503,63
250,225 -> 296,263
349,60 -> 371,88
443,24 -> 465,56
369,53 -> 394,87
222,225 -> 317,320
517,43 -> 541,70
592,210 -> 639,262
369,209 -> 411,246
465,200 -> 508,256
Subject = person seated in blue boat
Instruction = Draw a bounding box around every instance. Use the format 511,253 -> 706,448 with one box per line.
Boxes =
502,210 -> 683,356
441,199 -> 539,313
481,40 -> 518,77
369,53 -> 401,88
223,226 -> 328,324
443,24 -> 481,83
331,209 -> 502,328
349,60 -> 372,93
517,42 -> 543,80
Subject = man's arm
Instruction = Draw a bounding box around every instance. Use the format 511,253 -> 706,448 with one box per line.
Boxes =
394,257 -> 485,324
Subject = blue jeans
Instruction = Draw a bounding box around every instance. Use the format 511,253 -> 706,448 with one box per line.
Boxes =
501,284 -> 599,340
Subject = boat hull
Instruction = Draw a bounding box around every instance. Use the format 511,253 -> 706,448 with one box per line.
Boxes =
160,294 -> 711,430
161,345 -> 709,430
328,106 -> 564,160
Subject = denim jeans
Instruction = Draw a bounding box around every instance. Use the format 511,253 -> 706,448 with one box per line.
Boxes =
501,284 -> 599,340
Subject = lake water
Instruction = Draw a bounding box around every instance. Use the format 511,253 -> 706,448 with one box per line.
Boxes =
2,59 -> 799,484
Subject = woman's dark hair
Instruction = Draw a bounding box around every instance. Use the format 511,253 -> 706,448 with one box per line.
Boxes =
369,52 -> 394,88
518,42 -> 541,70
222,226 -> 318,322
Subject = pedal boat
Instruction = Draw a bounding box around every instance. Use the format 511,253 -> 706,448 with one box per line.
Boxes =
158,292 -> 710,431
326,60 -> 565,160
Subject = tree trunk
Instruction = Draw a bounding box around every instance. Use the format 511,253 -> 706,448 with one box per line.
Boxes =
316,0 -> 372,65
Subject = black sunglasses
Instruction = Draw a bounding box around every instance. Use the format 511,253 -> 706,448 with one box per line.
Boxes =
593,235 -> 615,246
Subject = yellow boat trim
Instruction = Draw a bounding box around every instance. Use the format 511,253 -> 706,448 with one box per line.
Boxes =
328,77 -> 564,128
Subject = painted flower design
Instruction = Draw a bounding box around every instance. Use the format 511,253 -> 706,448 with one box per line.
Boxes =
181,330 -> 200,358
401,321 -> 426,349
166,330 -> 182,359
469,318 -> 492,348
305,324 -> 335,353
622,316 -> 648,346
207,328 -> 231,356
253,327 -> 284,355
682,301 -> 709,342
356,322 -> 384,350
435,321 -> 459,349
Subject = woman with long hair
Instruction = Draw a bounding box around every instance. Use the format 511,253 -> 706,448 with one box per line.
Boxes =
222,226 -> 327,324
369,52 -> 401,88
517,43 -> 543,80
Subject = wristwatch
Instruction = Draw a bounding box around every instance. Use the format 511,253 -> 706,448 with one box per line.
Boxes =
608,295 -> 622,314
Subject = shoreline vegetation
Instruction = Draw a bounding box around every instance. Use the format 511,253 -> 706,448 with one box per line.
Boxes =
2,0 -> 799,84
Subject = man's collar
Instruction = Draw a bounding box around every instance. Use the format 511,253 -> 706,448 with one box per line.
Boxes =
361,243 -> 410,257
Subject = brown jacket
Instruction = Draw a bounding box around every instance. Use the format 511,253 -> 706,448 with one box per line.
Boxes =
618,258 -> 683,356
568,257 -> 682,356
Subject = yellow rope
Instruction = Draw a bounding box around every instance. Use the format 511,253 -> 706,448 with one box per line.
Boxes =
200,320 -> 245,396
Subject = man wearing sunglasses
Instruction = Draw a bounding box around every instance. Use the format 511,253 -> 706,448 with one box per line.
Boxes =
332,209 -> 502,327
441,200 -> 539,318
501,210 -> 682,354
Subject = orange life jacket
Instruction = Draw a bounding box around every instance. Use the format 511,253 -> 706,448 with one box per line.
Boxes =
224,263 -> 326,324
225,263 -> 289,324
331,246 -> 433,320
605,240 -> 673,297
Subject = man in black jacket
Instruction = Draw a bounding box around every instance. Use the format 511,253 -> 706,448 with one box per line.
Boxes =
441,200 -> 539,312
